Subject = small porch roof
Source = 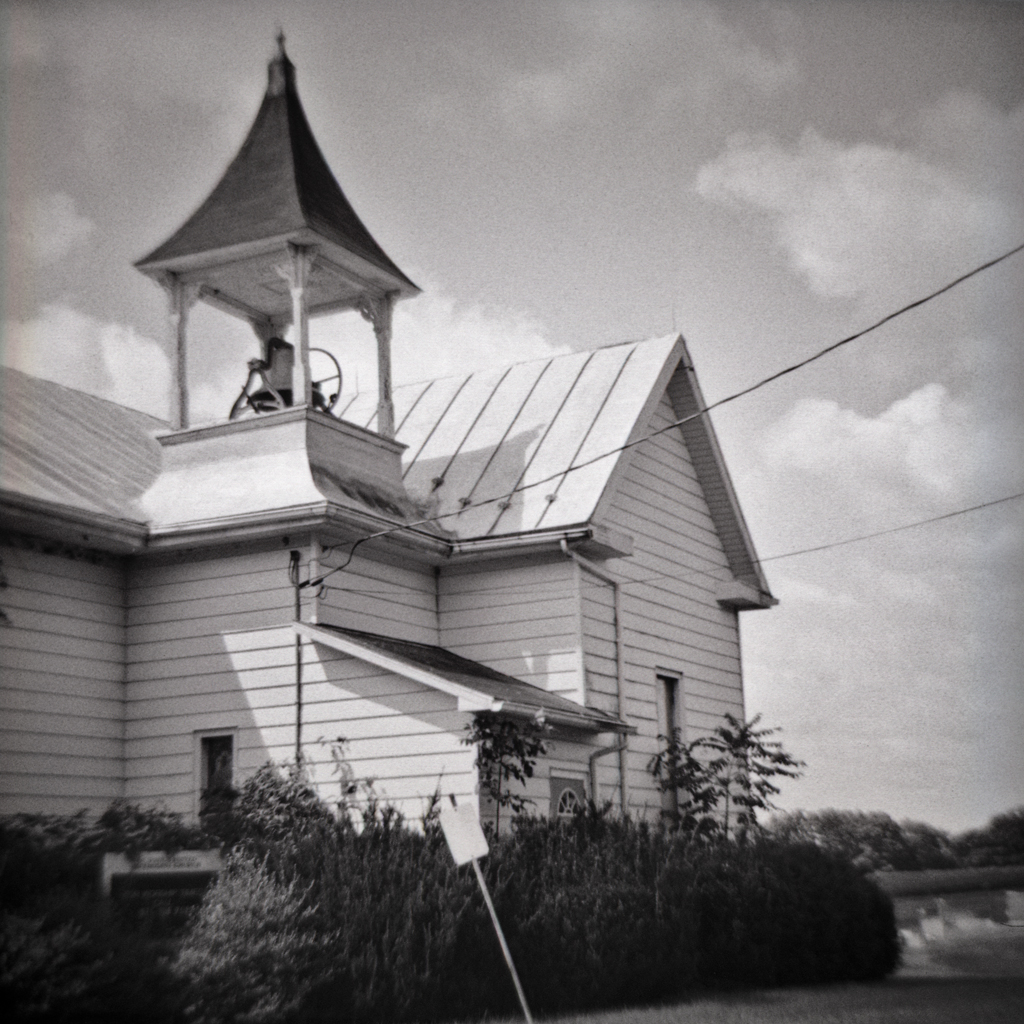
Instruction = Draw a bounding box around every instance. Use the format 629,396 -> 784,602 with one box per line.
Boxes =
296,622 -> 633,734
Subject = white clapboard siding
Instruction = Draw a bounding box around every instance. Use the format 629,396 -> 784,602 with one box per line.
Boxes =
438,556 -> 584,699
479,733 -> 598,828
0,544 -> 127,813
124,548 -> 297,809
297,646 -> 478,821
591,388 -> 746,815
315,548 -> 439,644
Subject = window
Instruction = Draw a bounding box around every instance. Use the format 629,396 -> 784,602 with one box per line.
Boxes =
656,674 -> 681,814
658,674 -> 680,740
549,776 -> 586,819
197,732 -> 236,817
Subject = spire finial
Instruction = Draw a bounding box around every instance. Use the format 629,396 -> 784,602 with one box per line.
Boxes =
268,26 -> 293,96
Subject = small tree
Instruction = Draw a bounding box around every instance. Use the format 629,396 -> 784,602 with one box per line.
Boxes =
647,727 -> 719,835
463,711 -> 549,833
649,713 -> 804,839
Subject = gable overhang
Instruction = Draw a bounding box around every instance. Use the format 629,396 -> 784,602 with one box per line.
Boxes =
588,336 -> 688,530
588,334 -> 775,607
295,622 -> 633,733
668,337 -> 775,604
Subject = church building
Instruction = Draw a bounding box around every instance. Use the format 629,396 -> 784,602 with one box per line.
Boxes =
0,39 -> 775,825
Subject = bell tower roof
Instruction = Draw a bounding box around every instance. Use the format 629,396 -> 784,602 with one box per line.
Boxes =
135,35 -> 418,313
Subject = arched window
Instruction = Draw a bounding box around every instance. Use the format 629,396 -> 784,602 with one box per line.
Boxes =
549,776 -> 586,819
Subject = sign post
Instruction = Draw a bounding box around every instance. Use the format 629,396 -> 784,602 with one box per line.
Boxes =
438,799 -> 534,1024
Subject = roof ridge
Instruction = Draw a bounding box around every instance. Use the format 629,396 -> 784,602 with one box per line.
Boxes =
343,333 -> 679,396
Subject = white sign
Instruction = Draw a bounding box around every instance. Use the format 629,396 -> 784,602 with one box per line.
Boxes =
100,849 -> 223,895
439,802 -> 489,866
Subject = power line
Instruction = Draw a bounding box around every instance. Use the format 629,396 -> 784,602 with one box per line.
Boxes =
754,490 -> 1024,567
601,490 -> 1024,593
304,242 -> 1024,588
314,489 -> 1024,605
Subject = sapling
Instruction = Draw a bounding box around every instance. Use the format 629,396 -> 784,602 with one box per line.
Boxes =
463,711 -> 549,833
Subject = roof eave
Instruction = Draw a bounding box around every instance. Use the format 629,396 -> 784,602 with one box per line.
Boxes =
135,230 -> 420,303
0,491 -> 148,554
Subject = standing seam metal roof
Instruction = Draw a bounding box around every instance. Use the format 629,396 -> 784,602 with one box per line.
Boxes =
0,367 -> 165,520
339,335 -> 683,540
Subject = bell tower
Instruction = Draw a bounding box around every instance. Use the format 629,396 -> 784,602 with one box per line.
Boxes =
135,34 -> 418,437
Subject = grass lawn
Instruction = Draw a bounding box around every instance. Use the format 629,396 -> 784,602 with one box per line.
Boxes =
542,977 -> 1024,1024
495,928 -> 1024,1024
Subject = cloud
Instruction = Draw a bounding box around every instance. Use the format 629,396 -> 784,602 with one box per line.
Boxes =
486,0 -> 797,133
695,109 -> 1023,300
9,192 -> 95,267
913,91 -> 1024,194
762,383 -> 976,499
1,303 -> 169,419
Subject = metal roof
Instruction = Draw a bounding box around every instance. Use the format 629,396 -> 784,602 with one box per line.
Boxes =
0,366 -> 165,523
298,622 -> 632,732
336,334 -> 683,540
0,336 -> 773,599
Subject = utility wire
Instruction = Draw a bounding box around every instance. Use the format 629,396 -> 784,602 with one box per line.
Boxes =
320,489 -> 1024,599
753,490 -> 1024,567
600,489 -> 1024,593
302,242 -> 1024,589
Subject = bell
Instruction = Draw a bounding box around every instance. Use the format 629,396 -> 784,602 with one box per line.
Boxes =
228,337 -> 295,419
250,337 -> 294,409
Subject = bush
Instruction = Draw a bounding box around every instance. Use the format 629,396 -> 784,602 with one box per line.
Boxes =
0,803 -> 211,1023
174,857 -> 336,1024
1,776 -> 900,1023
0,802 -> 214,914
173,775 -> 899,1024
0,912 -> 99,1021
768,809 -> 951,872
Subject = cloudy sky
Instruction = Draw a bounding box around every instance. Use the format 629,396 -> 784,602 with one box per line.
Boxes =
2,0 -> 1021,832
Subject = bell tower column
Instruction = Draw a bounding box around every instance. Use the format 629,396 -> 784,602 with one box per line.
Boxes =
282,244 -> 314,407
161,273 -> 200,430
359,291 -> 397,439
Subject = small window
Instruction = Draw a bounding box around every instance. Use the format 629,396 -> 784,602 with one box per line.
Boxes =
550,776 -> 586,819
198,733 -> 236,817
658,674 -> 680,740
656,674 -> 681,815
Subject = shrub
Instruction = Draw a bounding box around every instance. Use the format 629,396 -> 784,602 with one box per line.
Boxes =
649,715 -> 803,838
0,802 -> 214,914
174,775 -> 899,1024
174,856 -> 336,1024
0,803 -> 210,1023
0,912 -> 99,1021
769,809 -> 930,872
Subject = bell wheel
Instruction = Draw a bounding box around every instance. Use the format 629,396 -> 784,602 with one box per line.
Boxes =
310,348 -> 343,414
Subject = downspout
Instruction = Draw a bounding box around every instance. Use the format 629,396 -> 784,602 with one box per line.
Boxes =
589,736 -> 628,810
290,549 -> 303,764
560,540 -> 629,815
